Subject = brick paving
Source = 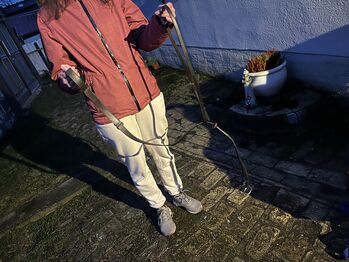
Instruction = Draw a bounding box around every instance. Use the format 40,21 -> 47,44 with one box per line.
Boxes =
0,68 -> 349,261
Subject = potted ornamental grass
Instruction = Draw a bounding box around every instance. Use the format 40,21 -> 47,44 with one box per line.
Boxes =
245,49 -> 287,97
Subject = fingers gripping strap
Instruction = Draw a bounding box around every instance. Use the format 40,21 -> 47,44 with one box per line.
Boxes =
65,69 -> 172,146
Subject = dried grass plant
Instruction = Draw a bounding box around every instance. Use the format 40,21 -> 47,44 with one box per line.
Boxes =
246,49 -> 283,73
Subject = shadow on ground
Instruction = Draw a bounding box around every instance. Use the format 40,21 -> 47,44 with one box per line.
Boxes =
170,76 -> 349,259
0,111 -> 158,228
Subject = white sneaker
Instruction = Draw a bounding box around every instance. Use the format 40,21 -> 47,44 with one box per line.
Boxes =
172,191 -> 203,214
157,205 -> 176,236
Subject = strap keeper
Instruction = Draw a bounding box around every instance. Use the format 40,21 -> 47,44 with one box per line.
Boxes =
114,121 -> 123,129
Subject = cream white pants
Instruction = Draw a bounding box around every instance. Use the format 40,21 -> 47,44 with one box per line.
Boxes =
96,93 -> 183,209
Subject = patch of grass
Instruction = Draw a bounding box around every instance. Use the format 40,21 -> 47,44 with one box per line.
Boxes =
0,82 -> 113,217
0,189 -> 96,261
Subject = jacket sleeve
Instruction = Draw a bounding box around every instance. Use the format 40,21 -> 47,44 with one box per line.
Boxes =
121,0 -> 170,51
37,15 -> 80,94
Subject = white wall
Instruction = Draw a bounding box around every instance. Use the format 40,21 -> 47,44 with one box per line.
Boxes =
137,0 -> 349,92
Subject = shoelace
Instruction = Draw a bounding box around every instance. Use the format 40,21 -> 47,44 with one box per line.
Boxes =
158,207 -> 172,223
174,191 -> 191,204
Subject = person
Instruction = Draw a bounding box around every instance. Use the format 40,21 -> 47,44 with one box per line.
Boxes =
37,0 -> 202,236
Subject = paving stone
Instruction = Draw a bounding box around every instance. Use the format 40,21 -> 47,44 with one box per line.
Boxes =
227,189 -> 250,206
224,146 -> 252,160
203,214 -> 226,232
249,183 -> 279,207
304,146 -> 337,165
175,141 -> 206,157
94,246 -> 119,261
191,125 -> 211,137
225,205 -> 265,238
244,196 -> 269,209
231,258 -> 246,262
249,153 -> 279,168
214,221 -> 240,249
245,225 -> 281,261
315,186 -> 349,206
221,173 -> 239,188
203,149 -> 233,165
186,134 -> 212,148
201,186 -> 230,211
303,239 -> 336,262
272,220 -> 321,262
209,201 -> 236,219
223,255 -> 246,262
303,252 -> 336,262
177,160 -> 200,177
275,161 -> 312,177
301,201 -> 330,221
200,170 -> 226,190
187,134 -> 232,154
320,157 -> 348,173
85,218 -> 130,261
273,232 -> 312,261
171,154 -> 189,170
290,141 -> 315,161
318,221 -> 331,235
268,207 -> 293,226
173,229 -> 212,261
308,168 -> 348,190
121,206 -> 145,225
168,131 -> 184,145
109,231 -> 146,261
202,237 -> 233,261
257,142 -> 294,160
280,175 -> 323,199
252,165 -> 287,182
188,162 -> 216,182
272,189 -> 310,215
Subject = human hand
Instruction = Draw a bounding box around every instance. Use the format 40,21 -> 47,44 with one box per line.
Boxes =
155,2 -> 176,24
58,64 -> 80,88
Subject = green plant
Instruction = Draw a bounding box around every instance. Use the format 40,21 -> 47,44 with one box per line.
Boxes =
246,49 -> 283,73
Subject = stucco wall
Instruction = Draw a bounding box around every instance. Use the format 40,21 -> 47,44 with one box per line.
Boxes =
136,0 -> 349,92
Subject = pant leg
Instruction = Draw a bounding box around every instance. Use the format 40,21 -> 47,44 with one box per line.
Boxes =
95,115 -> 166,209
135,93 -> 183,196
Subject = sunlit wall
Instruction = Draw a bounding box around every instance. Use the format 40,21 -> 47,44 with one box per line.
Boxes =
136,0 -> 349,92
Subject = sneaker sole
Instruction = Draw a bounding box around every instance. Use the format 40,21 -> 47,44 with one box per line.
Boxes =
188,205 -> 203,214
162,224 -> 176,236
175,203 -> 203,214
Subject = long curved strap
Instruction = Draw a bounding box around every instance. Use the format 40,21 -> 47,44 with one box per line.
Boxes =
66,69 -> 179,147
161,4 -> 252,191
163,5 -> 210,123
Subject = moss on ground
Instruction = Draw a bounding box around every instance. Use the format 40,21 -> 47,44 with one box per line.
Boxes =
0,81 -> 113,218
0,189 -> 96,261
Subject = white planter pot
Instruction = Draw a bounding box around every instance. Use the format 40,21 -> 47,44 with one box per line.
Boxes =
249,60 -> 287,97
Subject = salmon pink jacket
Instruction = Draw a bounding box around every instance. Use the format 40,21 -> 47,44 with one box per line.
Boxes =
37,0 -> 169,124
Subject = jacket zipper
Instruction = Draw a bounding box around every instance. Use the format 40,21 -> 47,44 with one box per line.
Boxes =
78,0 -> 141,112
116,63 -> 141,111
